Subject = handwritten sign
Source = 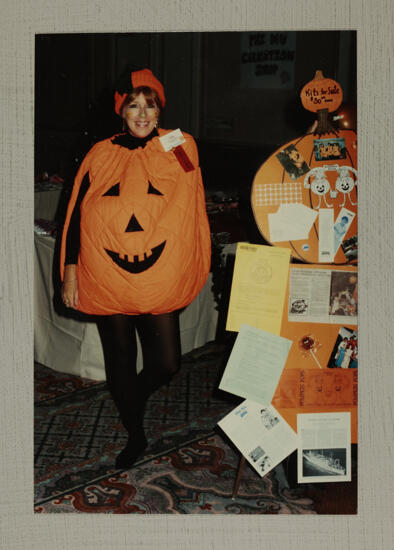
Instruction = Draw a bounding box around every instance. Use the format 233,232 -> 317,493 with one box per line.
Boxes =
240,31 -> 296,90
300,71 -> 343,113
303,83 -> 342,109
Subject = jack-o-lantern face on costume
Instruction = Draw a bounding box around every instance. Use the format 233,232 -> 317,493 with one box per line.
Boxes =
60,129 -> 211,316
102,179 -> 166,274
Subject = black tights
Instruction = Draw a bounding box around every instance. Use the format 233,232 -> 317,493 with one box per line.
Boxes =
97,311 -> 181,436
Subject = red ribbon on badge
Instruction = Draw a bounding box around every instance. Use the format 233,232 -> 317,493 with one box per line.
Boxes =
173,145 -> 195,172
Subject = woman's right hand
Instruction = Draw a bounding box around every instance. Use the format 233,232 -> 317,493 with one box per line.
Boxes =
62,264 -> 79,309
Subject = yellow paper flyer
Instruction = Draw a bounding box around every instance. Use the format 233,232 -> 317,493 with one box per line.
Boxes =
226,243 -> 291,333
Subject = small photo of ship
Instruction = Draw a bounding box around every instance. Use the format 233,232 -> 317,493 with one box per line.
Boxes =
302,448 -> 346,477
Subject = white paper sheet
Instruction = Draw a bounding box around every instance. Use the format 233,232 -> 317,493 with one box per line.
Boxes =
297,412 -> 351,483
318,208 -> 334,262
268,203 -> 318,242
219,324 -> 293,403
288,268 -> 358,324
218,401 -> 297,478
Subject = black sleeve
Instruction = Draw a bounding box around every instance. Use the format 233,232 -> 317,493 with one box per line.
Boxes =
65,172 -> 90,264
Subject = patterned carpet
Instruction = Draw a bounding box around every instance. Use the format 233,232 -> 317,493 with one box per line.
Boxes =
34,341 -> 316,514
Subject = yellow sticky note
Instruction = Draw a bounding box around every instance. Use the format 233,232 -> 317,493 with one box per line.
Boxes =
226,243 -> 291,334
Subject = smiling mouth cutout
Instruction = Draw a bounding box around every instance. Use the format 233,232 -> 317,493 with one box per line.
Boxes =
105,241 -> 166,273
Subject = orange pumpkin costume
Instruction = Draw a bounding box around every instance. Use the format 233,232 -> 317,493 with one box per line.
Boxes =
60,128 -> 211,315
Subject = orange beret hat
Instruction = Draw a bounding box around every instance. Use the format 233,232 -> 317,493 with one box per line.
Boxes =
114,68 -> 166,115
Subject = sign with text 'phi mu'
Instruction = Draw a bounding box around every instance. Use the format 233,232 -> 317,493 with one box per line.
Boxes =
240,31 -> 296,89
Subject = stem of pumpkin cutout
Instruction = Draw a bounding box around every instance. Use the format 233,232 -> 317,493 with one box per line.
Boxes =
315,107 -> 338,136
310,349 -> 323,369
316,108 -> 329,134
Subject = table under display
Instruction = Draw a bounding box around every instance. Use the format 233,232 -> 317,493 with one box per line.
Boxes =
34,183 -> 63,221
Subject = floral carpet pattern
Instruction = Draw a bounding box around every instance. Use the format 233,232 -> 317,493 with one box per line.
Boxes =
34,342 -> 316,514
35,434 -> 315,514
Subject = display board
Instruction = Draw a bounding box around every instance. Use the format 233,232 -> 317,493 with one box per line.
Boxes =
251,71 -> 357,265
273,263 -> 358,443
218,72 -> 358,488
251,129 -> 357,263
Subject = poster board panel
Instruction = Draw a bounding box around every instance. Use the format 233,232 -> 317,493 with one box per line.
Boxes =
276,263 -> 358,442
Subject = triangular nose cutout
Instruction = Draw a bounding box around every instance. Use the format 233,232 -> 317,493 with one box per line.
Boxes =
102,182 -> 120,196
125,214 -> 144,232
147,180 -> 163,196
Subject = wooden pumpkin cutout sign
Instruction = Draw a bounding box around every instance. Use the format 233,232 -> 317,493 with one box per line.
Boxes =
251,71 -> 357,264
300,70 -> 343,114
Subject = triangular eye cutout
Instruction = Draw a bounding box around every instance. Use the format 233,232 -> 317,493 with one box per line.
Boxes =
147,180 -> 163,196
125,214 -> 143,232
102,182 -> 120,196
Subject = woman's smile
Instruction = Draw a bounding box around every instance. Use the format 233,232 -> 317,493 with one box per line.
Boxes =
123,92 -> 158,138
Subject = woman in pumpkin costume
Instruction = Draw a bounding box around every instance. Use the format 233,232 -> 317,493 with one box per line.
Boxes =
60,68 -> 211,468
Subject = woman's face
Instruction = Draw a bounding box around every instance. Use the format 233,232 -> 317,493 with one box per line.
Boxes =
123,92 -> 159,138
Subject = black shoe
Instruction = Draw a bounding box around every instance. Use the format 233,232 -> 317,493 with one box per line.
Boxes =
115,432 -> 148,469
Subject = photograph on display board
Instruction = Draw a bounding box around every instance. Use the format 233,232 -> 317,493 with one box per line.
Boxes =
249,446 -> 266,463
275,144 -> 311,180
329,271 -> 358,318
260,407 -> 280,430
302,448 -> 347,478
327,327 -> 358,369
248,446 -> 273,475
313,137 -> 347,161
289,297 -> 309,315
341,235 -> 358,261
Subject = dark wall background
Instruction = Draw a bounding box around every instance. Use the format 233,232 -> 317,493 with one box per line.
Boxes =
35,31 -> 356,194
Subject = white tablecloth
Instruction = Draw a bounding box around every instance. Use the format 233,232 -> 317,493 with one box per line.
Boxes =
34,189 -> 63,221
34,233 -> 219,380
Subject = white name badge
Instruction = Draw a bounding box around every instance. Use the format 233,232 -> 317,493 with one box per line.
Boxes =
159,129 -> 186,152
